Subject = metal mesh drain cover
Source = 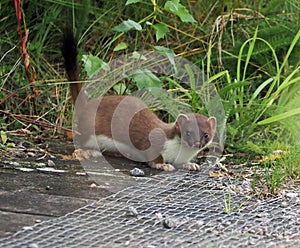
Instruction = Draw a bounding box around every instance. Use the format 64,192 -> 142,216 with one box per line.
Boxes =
1,171 -> 299,247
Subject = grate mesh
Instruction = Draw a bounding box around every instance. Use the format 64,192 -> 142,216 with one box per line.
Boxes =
1,171 -> 300,247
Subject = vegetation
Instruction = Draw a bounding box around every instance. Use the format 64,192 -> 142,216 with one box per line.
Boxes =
1,0 -> 300,182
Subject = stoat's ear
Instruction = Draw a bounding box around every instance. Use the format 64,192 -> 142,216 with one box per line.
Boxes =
175,114 -> 189,131
207,117 -> 216,132
176,114 -> 189,125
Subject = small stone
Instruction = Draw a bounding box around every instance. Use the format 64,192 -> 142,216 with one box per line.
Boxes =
47,160 -> 55,166
128,206 -> 139,216
163,217 -> 178,229
196,220 -> 205,226
89,183 -> 97,188
224,221 -> 232,226
286,192 -> 298,198
155,212 -> 163,221
162,216 -> 189,229
27,152 -> 36,157
130,168 -> 145,177
23,226 -> 34,231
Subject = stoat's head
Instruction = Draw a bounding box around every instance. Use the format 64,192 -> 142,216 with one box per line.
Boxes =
175,114 -> 216,149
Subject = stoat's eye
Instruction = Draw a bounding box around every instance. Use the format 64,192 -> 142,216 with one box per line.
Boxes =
204,132 -> 209,139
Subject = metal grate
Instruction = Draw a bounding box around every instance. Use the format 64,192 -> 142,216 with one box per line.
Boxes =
1,171 -> 300,247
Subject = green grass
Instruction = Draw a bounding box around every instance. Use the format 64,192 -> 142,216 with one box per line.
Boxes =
1,0 -> 300,184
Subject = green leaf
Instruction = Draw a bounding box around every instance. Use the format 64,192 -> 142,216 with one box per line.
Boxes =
113,42 -> 128,51
125,0 -> 143,5
113,20 -> 142,32
6,142 -> 15,148
32,125 -> 40,131
164,0 -> 179,12
130,69 -> 161,90
248,77 -> 274,107
153,46 -> 176,73
153,46 -> 175,56
184,64 -> 195,90
164,0 -> 196,23
131,51 -> 147,60
82,54 -> 109,77
258,108 -> 300,125
153,23 -> 169,41
113,83 -> 130,95
0,131 -> 7,144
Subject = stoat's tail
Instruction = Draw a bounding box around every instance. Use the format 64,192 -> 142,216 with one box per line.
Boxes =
62,28 -> 82,103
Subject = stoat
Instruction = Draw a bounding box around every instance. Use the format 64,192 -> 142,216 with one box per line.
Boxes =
62,29 -> 216,171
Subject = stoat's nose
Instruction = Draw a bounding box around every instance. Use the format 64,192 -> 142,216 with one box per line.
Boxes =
194,141 -> 202,148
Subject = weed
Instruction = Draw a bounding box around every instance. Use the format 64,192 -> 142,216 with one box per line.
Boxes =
0,131 -> 15,148
0,0 -> 300,182
223,191 -> 232,214
277,145 -> 300,181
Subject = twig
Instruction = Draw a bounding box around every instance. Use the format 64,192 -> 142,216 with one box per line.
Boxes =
0,81 -> 37,106
0,110 -> 73,133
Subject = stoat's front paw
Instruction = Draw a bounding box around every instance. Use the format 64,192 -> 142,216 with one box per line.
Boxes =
73,149 -> 103,160
182,162 -> 200,171
149,163 -> 176,171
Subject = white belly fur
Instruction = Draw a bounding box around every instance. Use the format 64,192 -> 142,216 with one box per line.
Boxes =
161,136 -> 199,165
84,135 -> 147,162
84,134 -> 200,165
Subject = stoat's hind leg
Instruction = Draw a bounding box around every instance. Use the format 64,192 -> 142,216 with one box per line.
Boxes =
73,148 -> 103,160
182,162 -> 200,171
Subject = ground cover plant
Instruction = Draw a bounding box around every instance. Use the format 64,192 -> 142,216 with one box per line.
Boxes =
1,0 -> 300,189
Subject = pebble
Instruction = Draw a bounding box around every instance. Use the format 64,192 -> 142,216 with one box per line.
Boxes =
155,212 -> 163,221
286,192 -> 298,198
27,152 -> 36,157
89,183 -> 97,188
163,217 -> 178,228
128,206 -> 139,216
47,160 -> 55,166
281,201 -> 288,207
196,220 -> 205,226
224,221 -> 232,226
23,226 -> 34,231
130,168 -> 145,177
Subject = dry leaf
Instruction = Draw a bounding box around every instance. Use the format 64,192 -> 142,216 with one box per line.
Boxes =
209,171 -> 227,178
